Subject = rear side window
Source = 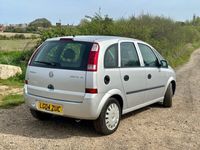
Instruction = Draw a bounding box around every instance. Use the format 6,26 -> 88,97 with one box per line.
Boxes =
104,44 -> 118,68
120,42 -> 140,67
138,43 -> 159,67
30,41 -> 93,70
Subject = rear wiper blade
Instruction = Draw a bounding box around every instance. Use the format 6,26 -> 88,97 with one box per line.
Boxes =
34,61 -> 59,66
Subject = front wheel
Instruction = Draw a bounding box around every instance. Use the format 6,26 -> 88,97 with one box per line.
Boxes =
93,98 -> 121,135
163,83 -> 173,107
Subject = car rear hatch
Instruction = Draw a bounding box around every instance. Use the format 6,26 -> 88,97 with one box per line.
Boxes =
26,39 -> 93,103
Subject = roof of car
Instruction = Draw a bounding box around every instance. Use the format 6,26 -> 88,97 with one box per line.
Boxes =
46,35 -> 142,43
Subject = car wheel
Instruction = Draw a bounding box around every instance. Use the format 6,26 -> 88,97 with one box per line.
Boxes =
163,83 -> 173,107
30,109 -> 52,120
93,98 -> 121,135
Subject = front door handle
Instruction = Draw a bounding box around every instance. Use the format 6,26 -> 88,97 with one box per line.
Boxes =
124,75 -> 129,81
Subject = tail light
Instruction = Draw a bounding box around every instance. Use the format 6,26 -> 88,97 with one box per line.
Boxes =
85,88 -> 98,94
87,43 -> 100,71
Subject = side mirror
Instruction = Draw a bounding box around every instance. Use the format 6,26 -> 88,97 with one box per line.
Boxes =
160,60 -> 168,68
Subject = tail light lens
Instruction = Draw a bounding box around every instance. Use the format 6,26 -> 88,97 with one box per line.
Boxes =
87,43 -> 100,71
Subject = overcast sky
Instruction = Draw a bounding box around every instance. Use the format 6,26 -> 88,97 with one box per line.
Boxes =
1,0 -> 200,25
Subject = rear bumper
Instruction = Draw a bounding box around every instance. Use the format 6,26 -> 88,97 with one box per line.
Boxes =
24,86 -> 102,120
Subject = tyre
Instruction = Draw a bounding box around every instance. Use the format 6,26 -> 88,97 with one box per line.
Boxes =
163,83 -> 173,107
93,98 -> 121,135
30,109 -> 52,120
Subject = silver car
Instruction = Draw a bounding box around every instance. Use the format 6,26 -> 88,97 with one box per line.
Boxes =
24,36 -> 176,135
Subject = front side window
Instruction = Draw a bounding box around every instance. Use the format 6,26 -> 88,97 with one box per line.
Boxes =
30,40 -> 93,70
154,49 -> 164,61
120,42 -> 140,67
104,44 -> 118,68
138,43 -> 159,67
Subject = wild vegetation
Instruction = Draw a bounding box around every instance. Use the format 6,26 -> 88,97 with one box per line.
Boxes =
41,14 -> 200,67
1,13 -> 200,84
0,50 -> 32,108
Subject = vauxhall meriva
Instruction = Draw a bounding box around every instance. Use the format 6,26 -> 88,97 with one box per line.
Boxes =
24,36 -> 176,135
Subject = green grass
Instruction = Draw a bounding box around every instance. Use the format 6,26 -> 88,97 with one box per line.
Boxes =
0,94 -> 24,108
0,39 -> 38,51
0,50 -> 32,87
0,78 -> 24,87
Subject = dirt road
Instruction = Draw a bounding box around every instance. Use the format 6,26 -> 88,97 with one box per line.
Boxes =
0,49 -> 200,150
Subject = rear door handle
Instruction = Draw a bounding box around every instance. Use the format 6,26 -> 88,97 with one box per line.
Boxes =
148,74 -> 152,79
124,75 -> 129,81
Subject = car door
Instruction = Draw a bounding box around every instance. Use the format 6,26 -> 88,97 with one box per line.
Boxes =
119,42 -> 147,108
137,43 -> 167,101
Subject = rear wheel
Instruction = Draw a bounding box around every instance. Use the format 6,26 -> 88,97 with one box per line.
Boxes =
93,98 -> 121,135
30,109 -> 52,120
163,83 -> 173,107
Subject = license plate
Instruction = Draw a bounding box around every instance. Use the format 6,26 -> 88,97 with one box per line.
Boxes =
37,101 -> 63,114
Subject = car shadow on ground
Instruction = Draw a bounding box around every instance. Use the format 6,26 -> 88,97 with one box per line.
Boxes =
0,103 -> 163,139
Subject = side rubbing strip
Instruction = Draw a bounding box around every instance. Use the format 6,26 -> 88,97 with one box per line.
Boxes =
126,85 -> 165,95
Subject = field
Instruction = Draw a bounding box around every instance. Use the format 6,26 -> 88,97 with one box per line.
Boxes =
0,39 -> 38,51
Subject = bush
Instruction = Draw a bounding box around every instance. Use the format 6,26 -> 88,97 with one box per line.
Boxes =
39,14 -> 200,67
13,34 -> 26,39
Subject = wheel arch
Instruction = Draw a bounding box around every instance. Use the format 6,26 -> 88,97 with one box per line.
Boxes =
165,77 -> 176,95
96,89 -> 127,118
171,80 -> 176,95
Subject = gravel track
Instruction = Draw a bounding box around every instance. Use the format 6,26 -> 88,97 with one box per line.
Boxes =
0,49 -> 200,150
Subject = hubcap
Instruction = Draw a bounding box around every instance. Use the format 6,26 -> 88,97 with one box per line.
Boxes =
105,103 -> 120,130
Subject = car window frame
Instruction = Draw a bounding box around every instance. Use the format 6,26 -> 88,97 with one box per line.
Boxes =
30,40 -> 93,71
119,42 -> 141,68
137,42 -> 160,68
104,43 -> 119,69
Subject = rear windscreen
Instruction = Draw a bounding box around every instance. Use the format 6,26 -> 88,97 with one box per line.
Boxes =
30,40 -> 93,70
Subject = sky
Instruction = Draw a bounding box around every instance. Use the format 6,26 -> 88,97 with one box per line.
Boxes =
1,0 -> 200,25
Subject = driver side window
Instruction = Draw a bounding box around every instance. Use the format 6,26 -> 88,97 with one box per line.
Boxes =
138,43 -> 159,67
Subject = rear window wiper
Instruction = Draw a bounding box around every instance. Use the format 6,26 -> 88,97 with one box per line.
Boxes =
33,61 -> 60,66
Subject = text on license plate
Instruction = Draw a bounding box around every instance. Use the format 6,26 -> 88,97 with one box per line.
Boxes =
38,101 -> 63,113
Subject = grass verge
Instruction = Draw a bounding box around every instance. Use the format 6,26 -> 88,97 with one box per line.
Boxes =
0,94 -> 24,109
166,41 -> 200,68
